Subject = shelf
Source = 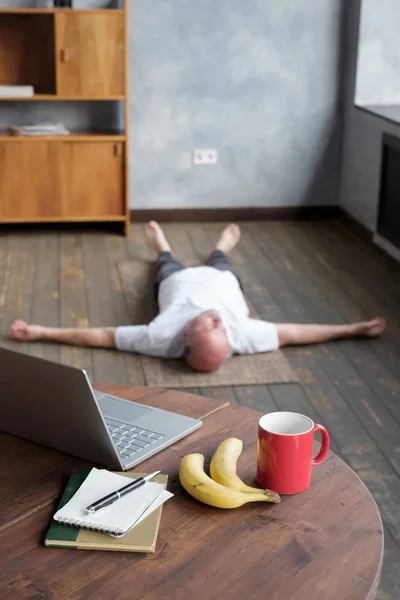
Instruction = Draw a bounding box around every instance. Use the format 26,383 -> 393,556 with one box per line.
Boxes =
0,216 -> 127,224
0,4 -> 129,235
0,9 -> 124,15
0,131 -> 126,142
0,95 -> 126,101
0,13 -> 56,94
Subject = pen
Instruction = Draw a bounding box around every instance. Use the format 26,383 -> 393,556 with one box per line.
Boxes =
86,471 -> 161,513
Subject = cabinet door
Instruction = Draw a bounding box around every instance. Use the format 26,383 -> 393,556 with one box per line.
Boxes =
58,142 -> 125,218
56,12 -> 125,97
0,142 -> 61,220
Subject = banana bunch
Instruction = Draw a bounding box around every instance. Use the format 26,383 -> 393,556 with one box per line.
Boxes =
179,437 -> 280,509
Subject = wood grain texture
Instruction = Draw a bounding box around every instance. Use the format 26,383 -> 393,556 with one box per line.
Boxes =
0,235 -> 35,356
28,233 -> 60,363
56,12 -> 125,97
123,0 -> 130,236
0,141 -> 125,221
0,7 -> 128,231
82,232 -> 131,385
57,142 -> 125,218
59,233 -> 94,379
0,401 -> 383,600
105,234 -> 143,384
0,142 -> 61,219
0,14 -> 56,93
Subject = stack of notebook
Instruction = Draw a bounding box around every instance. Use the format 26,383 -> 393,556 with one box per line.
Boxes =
8,123 -> 70,136
0,85 -> 34,98
45,469 -> 172,552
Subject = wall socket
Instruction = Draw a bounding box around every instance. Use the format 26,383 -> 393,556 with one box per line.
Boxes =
193,149 -> 218,165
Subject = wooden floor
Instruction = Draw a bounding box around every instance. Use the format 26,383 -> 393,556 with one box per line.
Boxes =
1,220 -> 400,599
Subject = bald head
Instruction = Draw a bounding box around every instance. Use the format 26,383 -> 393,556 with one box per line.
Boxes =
186,330 -> 229,372
182,309 -> 230,372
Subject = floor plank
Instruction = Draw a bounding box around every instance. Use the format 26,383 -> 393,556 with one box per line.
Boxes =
59,233 -> 93,380
28,232 -> 60,363
0,234 -> 11,334
82,233 -> 131,385
233,385 -> 278,413
0,234 -> 35,355
105,233 -> 146,386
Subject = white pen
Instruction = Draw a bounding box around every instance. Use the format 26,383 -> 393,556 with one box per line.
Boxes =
86,471 -> 161,513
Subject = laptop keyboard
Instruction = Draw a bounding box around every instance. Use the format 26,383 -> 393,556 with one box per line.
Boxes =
105,417 -> 165,460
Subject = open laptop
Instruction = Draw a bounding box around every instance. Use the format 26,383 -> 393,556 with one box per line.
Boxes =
0,347 -> 202,470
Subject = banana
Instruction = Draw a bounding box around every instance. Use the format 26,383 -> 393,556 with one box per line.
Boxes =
210,437 -> 280,503
179,453 -> 276,509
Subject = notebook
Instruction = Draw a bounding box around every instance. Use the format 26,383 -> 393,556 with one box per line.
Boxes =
45,470 -> 171,552
0,85 -> 34,97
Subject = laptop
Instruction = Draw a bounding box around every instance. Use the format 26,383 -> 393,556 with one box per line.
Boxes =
0,347 -> 202,470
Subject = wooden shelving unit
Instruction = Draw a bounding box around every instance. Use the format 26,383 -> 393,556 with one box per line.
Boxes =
0,3 -> 129,235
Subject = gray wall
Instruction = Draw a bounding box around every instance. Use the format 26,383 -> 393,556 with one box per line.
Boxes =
339,0 -> 400,231
355,0 -> 400,106
0,0 -> 345,210
130,0 -> 344,210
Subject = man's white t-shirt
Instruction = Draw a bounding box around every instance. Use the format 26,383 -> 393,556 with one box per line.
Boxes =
115,266 -> 278,357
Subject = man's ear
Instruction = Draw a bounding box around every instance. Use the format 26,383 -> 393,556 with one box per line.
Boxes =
181,330 -> 188,343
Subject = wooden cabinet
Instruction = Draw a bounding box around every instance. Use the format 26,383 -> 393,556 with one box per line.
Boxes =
58,142 -> 125,218
0,4 -> 129,234
56,12 -> 125,98
0,141 -> 124,221
0,142 -> 60,219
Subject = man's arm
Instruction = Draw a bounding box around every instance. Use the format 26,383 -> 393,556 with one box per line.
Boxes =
43,327 -> 117,348
11,320 -> 176,357
11,321 -> 116,348
241,318 -> 386,352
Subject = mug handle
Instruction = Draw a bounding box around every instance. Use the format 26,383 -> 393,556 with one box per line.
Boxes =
311,424 -> 330,466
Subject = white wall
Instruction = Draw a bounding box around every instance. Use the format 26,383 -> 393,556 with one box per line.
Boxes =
355,0 -> 400,106
340,0 -> 400,232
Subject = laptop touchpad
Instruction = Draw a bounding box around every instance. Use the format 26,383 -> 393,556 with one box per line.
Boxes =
98,395 -> 151,423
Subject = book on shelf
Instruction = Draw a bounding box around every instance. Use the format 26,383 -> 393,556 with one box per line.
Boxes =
0,85 -> 34,98
45,469 -> 172,552
8,123 -> 70,136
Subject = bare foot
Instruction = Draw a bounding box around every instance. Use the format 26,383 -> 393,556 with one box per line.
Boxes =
354,317 -> 386,338
215,224 -> 241,254
144,221 -> 173,254
11,320 -> 46,342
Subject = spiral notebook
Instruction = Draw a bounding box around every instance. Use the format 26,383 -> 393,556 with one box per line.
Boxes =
53,468 -> 172,538
45,470 -> 170,552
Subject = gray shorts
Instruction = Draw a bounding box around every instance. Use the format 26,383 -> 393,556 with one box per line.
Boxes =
154,250 -> 243,299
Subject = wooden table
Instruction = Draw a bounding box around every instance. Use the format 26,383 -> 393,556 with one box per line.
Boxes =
0,384 -> 383,599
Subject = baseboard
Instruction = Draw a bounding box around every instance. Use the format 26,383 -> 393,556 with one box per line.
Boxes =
338,208 -> 373,242
130,205 -> 339,223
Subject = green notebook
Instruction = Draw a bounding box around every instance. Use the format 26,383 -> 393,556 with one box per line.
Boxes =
44,470 -> 168,553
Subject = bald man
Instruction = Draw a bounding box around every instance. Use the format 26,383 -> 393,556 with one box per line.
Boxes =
11,222 -> 386,372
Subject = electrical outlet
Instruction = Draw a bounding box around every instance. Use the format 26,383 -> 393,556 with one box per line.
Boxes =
193,149 -> 218,165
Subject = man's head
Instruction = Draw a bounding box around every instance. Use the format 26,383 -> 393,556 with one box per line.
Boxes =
181,309 -> 230,372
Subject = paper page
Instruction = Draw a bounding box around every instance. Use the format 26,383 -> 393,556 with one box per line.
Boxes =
109,489 -> 173,538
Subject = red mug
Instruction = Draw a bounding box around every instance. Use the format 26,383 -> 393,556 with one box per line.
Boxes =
256,411 -> 330,494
